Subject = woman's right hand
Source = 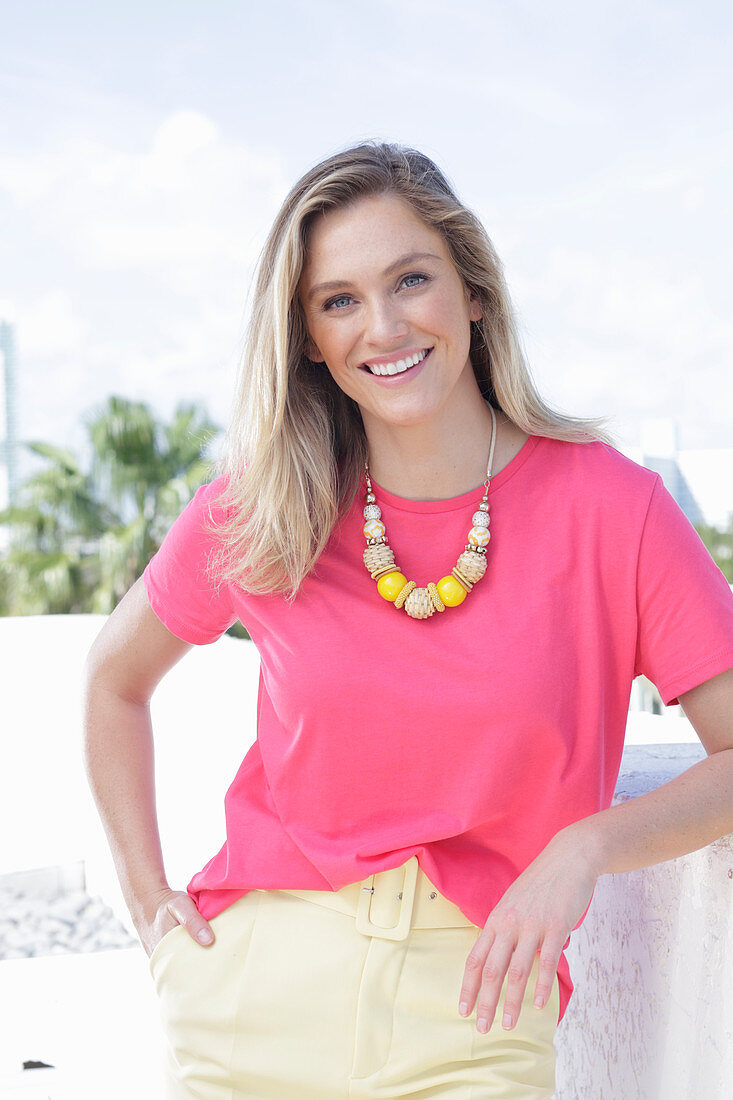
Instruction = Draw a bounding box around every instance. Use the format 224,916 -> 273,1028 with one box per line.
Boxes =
136,886 -> 215,959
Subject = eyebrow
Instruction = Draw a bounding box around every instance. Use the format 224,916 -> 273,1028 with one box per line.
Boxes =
306,251 -> 443,302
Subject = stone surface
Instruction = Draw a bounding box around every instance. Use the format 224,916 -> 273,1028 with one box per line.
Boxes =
0,882 -> 136,961
554,743 -> 733,1099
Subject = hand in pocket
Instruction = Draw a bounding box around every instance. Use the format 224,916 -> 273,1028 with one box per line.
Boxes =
136,887 -> 216,959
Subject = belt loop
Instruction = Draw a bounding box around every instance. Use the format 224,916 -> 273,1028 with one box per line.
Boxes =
355,856 -> 419,941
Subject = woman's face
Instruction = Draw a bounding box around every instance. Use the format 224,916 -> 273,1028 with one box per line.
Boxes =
298,193 -> 483,432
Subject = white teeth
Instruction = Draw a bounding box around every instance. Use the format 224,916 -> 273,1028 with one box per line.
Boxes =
367,348 -> 429,376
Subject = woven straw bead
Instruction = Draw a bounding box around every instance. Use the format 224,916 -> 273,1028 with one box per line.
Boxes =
427,581 -> 445,612
456,550 -> 487,583
404,586 -> 435,619
363,543 -> 395,573
394,580 -> 416,609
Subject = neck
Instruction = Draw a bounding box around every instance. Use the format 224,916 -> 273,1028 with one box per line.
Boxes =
363,400 -> 526,503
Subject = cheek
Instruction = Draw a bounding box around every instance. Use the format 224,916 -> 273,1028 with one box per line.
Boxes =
322,363 -> 365,403
319,329 -> 356,371
319,345 -> 361,393
420,291 -> 465,334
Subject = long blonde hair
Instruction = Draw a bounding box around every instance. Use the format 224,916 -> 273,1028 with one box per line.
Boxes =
206,140 -> 613,601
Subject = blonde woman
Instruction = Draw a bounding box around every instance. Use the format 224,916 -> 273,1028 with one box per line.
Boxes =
84,141 -> 733,1099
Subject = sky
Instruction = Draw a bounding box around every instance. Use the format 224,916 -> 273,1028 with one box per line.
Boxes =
1,0 -> 731,485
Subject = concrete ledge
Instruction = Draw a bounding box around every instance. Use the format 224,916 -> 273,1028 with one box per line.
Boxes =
555,743 -> 733,1099
0,947 -> 164,1098
613,741 -> 707,796
3,616 -> 730,1094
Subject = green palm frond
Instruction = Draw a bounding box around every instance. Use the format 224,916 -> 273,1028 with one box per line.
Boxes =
0,394 -> 236,625
25,441 -> 82,475
695,520 -> 733,583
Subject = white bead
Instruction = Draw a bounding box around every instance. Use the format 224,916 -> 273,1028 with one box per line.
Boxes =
363,503 -> 382,520
364,519 -> 386,540
471,511 -> 490,527
468,525 -> 490,547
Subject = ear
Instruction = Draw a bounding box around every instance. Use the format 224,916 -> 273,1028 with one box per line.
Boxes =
304,336 -> 324,364
468,290 -> 483,323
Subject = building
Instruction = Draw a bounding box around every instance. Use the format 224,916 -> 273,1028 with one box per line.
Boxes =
625,417 -> 733,715
624,417 -> 733,530
0,319 -> 19,514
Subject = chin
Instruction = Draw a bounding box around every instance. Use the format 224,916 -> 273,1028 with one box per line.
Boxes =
372,405 -> 436,429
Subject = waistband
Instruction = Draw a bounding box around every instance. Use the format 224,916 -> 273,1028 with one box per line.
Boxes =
268,856 -> 478,941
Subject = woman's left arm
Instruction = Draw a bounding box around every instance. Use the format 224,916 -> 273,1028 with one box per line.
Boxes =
458,666 -> 733,1034
579,665 -> 733,875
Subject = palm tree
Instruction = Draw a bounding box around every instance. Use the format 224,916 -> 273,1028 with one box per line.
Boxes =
0,396 -> 249,638
84,396 -> 220,612
695,519 -> 733,583
0,441 -> 113,614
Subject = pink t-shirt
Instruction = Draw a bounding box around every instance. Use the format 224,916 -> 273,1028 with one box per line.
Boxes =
142,434 -> 733,1024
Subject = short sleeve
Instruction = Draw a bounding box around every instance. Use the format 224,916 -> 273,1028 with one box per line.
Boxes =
142,476 -> 239,645
634,474 -> 733,705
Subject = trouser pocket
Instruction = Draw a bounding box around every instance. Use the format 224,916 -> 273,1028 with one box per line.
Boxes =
152,892 -> 263,1096
148,922 -> 189,980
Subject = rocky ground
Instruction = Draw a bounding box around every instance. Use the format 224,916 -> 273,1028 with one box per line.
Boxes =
0,883 -> 138,960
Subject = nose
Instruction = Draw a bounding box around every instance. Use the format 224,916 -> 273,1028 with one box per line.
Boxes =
362,295 -> 410,348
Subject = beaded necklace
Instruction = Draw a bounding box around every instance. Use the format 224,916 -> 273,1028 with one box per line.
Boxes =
361,403 -> 497,620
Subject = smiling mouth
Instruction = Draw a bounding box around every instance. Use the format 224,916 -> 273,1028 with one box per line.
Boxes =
361,348 -> 432,376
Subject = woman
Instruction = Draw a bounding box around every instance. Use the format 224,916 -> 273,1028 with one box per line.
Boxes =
83,141 -> 733,1099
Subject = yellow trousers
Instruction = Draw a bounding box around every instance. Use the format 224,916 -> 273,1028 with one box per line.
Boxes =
149,856 -> 559,1098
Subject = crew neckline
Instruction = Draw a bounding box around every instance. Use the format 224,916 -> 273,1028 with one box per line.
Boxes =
368,434 -> 542,513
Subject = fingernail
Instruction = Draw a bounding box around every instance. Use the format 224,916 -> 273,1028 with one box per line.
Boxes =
477,1017 -> 488,1032
534,995 -> 544,1009
459,1002 -> 468,1016
197,928 -> 213,944
502,1012 -> 513,1029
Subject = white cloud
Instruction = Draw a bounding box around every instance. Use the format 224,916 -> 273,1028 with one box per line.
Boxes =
0,110 -> 288,293
683,187 -> 705,212
511,245 -> 733,446
0,112 -> 291,463
515,245 -> 731,359
12,290 -> 88,358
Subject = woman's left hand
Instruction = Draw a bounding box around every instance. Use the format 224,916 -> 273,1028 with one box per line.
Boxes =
458,824 -> 601,1032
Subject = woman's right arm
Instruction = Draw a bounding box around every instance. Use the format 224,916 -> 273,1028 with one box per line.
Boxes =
82,575 -> 215,955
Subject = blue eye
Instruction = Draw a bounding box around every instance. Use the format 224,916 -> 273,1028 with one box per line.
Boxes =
323,272 -> 430,312
402,272 -> 428,289
324,294 -> 353,311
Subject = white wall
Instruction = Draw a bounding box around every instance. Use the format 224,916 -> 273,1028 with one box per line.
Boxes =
0,613 -> 260,931
2,615 -> 731,1097
555,744 -> 733,1099
1,614 -> 701,926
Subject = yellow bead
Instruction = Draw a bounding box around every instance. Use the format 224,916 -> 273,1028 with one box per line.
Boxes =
437,575 -> 468,606
377,571 -> 408,601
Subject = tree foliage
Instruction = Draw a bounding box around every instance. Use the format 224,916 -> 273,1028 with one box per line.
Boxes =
695,518 -> 733,583
0,395 -> 248,638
